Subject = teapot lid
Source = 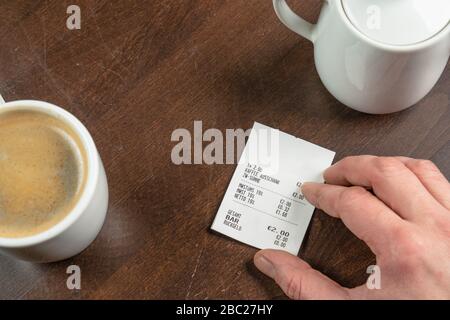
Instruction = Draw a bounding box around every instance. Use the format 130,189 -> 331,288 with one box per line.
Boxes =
342,0 -> 450,45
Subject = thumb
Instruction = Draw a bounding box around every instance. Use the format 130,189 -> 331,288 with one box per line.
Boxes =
254,249 -> 350,300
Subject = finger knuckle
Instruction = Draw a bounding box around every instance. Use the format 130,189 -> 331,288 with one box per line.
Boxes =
338,186 -> 368,208
403,239 -> 426,259
372,157 -> 405,180
410,159 -> 440,175
284,274 -> 303,300
394,255 -> 417,275
374,157 -> 404,173
392,228 -> 426,274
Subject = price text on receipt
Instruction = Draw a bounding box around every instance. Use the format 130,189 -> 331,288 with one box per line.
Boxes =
211,122 -> 335,255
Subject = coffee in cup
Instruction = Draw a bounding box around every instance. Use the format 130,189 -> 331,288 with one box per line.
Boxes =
0,110 -> 88,238
0,100 -> 108,263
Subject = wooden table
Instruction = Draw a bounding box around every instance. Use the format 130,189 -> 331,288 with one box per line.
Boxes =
0,0 -> 448,300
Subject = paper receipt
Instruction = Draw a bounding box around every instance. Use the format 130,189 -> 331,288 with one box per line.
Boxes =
211,122 -> 335,255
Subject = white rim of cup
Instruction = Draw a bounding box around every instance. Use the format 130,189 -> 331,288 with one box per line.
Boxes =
336,0 -> 450,52
0,100 -> 99,248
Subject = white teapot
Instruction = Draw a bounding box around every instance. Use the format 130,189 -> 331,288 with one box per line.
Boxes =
273,0 -> 450,114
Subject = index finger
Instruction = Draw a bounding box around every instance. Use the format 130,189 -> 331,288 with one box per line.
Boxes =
323,156 -> 442,221
301,182 -> 403,255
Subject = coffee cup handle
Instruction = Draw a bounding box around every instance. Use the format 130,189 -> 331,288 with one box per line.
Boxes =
0,94 -> 4,105
273,0 -> 317,42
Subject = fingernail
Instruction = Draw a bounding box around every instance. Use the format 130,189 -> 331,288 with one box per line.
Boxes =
300,182 -> 313,192
300,182 -> 318,205
323,167 -> 331,178
254,254 -> 276,278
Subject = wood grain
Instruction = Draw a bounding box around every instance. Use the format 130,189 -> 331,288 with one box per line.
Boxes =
0,0 -> 448,299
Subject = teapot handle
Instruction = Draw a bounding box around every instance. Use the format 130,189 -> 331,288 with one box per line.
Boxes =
273,0 -> 318,42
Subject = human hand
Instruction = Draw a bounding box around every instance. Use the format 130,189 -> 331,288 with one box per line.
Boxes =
254,156 -> 450,299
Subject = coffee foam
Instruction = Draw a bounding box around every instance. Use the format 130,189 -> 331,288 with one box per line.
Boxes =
0,110 -> 88,238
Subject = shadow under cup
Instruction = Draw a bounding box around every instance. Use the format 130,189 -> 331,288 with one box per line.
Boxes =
0,100 -> 108,263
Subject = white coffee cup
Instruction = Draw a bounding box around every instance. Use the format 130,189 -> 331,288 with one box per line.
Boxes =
273,0 -> 450,114
0,98 -> 108,263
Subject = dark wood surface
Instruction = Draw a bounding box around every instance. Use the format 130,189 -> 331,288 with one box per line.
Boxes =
0,0 -> 448,299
